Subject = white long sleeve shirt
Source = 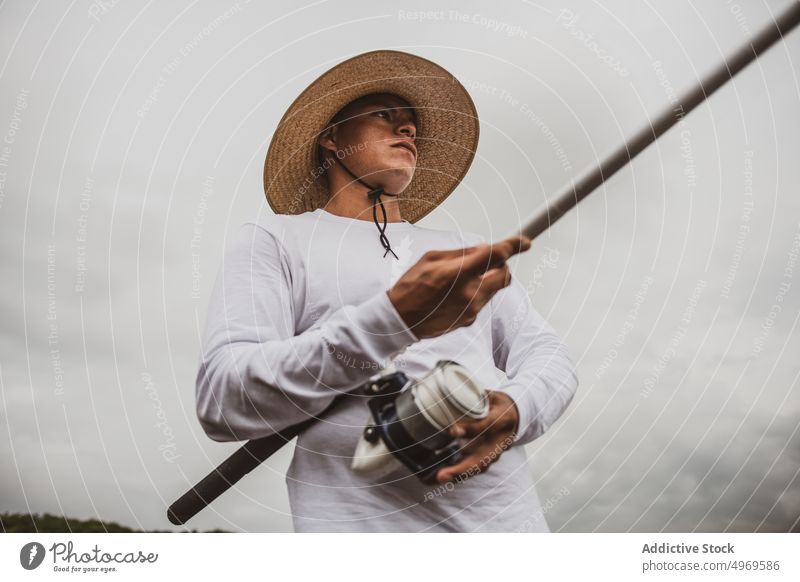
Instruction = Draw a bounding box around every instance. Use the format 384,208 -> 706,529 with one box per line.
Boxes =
195,207 -> 579,532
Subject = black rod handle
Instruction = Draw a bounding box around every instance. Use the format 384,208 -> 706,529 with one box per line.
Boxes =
167,419 -> 311,525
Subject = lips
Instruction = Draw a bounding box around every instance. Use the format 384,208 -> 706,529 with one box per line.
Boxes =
392,140 -> 417,158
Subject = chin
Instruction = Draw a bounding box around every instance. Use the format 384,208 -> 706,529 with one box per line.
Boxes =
375,166 -> 415,193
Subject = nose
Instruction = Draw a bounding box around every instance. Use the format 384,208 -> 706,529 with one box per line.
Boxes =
397,118 -> 416,140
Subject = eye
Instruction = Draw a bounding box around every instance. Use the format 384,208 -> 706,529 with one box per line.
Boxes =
373,110 -> 390,119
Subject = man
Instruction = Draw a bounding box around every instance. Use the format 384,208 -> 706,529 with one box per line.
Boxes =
196,50 -> 578,532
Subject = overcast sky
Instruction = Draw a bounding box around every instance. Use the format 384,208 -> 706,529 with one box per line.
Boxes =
1,0 -> 798,533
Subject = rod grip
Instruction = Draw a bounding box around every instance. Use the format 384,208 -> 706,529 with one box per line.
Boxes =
167,421 -> 308,525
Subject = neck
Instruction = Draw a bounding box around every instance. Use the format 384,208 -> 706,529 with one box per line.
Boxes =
321,160 -> 404,223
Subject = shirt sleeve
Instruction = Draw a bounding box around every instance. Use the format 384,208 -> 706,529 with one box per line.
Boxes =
489,274 -> 579,446
195,221 -> 418,442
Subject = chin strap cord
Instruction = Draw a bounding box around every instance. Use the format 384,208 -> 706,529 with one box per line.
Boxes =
333,157 -> 399,260
367,189 -> 399,260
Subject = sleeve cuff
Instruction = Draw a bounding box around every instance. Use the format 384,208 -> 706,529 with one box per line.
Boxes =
495,382 -> 531,445
381,289 -> 420,343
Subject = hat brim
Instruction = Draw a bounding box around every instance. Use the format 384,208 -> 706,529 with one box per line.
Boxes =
263,50 -> 479,224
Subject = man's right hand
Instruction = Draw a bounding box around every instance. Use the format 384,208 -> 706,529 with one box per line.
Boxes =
387,235 -> 532,339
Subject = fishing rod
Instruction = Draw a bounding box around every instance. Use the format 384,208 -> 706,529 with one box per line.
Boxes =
519,2 -> 800,240
168,1 -> 800,526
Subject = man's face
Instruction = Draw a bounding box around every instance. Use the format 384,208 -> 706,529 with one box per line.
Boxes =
318,93 -> 417,194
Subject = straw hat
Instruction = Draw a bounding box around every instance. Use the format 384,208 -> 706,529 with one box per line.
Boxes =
263,50 -> 479,224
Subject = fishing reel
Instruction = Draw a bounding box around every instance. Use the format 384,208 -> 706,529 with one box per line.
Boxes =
351,360 -> 489,484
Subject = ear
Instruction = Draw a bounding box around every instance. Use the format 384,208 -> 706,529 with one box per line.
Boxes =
317,125 -> 338,154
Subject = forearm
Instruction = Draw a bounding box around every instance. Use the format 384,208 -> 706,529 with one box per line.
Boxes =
490,275 -> 579,446
196,290 -> 416,442
496,337 -> 578,445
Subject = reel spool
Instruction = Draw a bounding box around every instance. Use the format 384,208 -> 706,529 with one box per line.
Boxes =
351,360 -> 489,484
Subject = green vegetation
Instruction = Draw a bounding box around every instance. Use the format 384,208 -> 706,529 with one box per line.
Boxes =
0,512 -> 228,533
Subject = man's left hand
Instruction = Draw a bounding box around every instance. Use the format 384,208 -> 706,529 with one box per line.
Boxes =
435,390 -> 520,484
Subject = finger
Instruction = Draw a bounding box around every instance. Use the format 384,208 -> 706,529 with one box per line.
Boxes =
459,236 -> 531,278
477,265 -> 512,295
453,420 -> 513,448
431,244 -> 485,262
454,268 -> 511,324
450,415 -> 496,439
459,429 -> 515,456
436,442 -> 503,483
449,403 -> 517,439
